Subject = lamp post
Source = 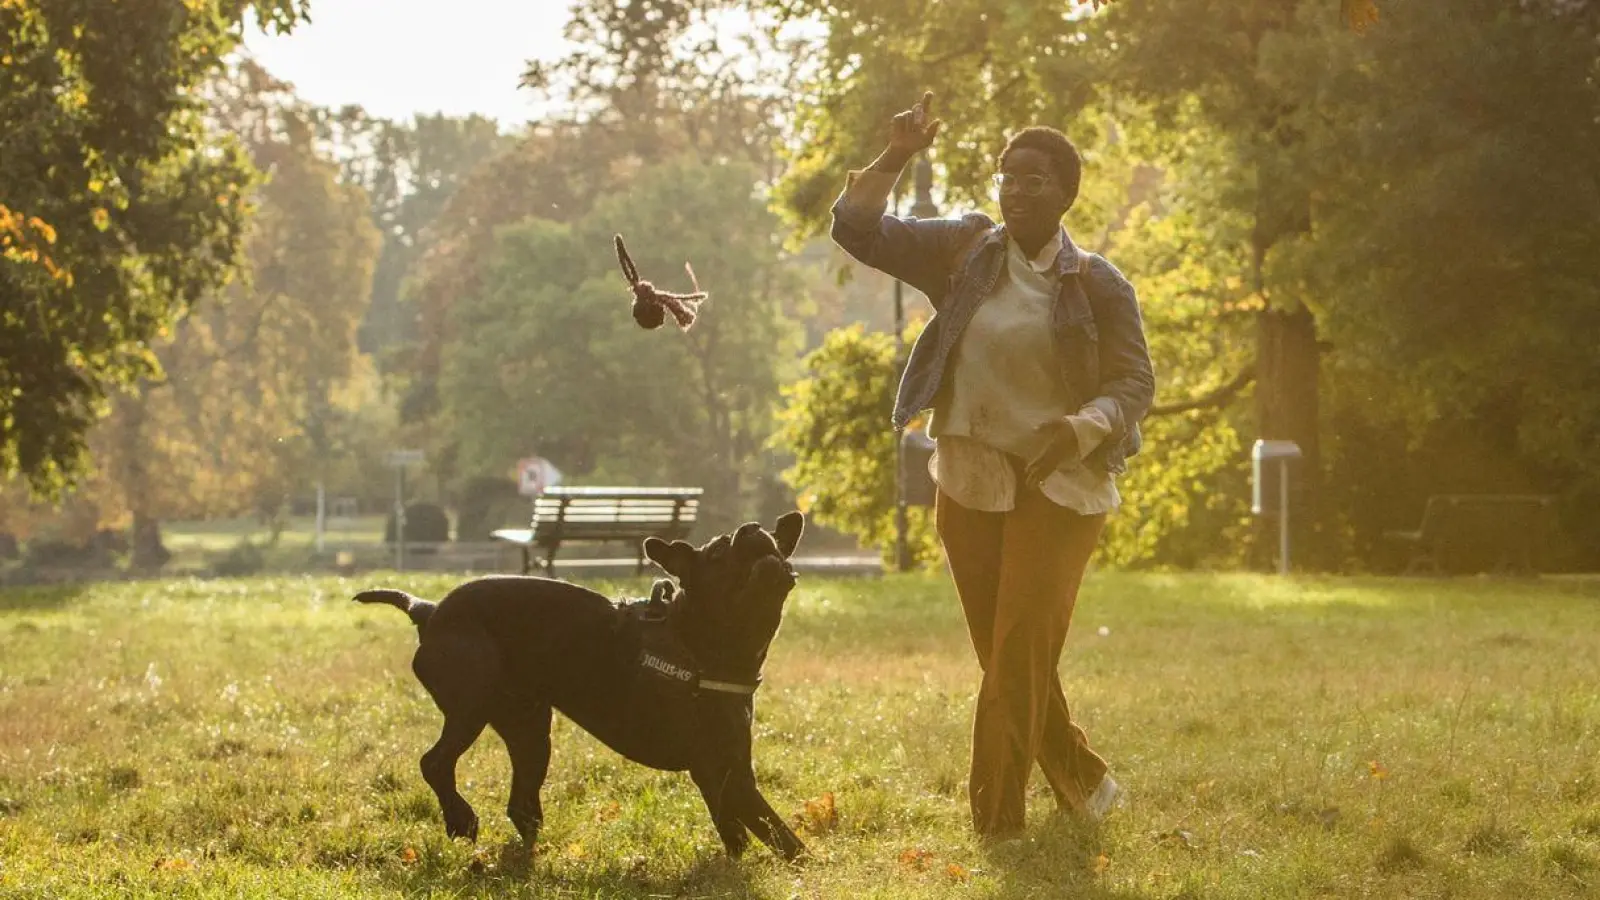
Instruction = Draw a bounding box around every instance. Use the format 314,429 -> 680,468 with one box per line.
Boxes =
893,157 -> 940,573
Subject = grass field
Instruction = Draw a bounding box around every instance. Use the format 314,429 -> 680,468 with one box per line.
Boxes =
1,572 -> 1597,898
161,516 -> 393,553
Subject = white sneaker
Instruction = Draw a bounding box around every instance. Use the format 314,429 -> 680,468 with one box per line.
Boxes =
1085,774 -> 1121,822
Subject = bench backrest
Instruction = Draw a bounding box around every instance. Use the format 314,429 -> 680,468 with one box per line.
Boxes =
1418,494 -> 1555,551
530,487 -> 702,545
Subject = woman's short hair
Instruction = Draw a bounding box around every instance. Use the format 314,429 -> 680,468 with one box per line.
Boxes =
1000,127 -> 1082,209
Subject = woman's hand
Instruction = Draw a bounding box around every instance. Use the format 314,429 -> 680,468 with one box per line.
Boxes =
872,91 -> 943,172
1023,420 -> 1081,489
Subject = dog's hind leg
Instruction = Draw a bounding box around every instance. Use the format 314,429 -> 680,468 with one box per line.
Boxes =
493,704 -> 553,846
689,765 -> 751,858
413,629 -> 500,842
421,714 -> 487,841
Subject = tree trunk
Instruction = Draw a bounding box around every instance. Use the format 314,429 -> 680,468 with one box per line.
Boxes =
1253,304 -> 1323,571
130,510 -> 170,572
115,398 -> 170,572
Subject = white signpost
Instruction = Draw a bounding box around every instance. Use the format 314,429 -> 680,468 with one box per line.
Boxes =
1251,439 -> 1303,575
386,449 -> 425,571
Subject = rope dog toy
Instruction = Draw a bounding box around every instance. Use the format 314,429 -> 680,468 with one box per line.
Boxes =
614,234 -> 706,330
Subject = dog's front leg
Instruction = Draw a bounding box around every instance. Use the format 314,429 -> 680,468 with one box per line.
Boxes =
689,765 -> 751,857
730,773 -> 806,863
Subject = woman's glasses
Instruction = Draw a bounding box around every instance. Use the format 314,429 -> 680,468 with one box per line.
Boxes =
992,173 -> 1054,197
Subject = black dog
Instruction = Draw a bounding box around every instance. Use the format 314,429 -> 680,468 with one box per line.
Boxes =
355,512 -> 807,861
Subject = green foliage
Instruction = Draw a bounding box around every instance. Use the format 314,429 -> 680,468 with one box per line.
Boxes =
1091,126 -> 1258,567
321,109 -> 509,361
768,0 -> 1111,242
453,475 -> 523,543
438,157 -> 802,526
70,62 -> 382,538
0,0 -> 310,496
403,4 -> 790,461
767,0 -> 1600,570
771,325 -> 940,566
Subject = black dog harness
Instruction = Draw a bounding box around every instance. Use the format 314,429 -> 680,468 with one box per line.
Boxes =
622,589 -> 761,698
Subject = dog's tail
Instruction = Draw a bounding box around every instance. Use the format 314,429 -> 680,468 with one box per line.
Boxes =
353,589 -> 437,629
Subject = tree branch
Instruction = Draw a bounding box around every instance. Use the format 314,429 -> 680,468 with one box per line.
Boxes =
1147,365 -> 1255,417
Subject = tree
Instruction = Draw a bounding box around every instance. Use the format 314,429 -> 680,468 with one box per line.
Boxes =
438,157 -> 802,528
314,108 -> 509,361
76,61 -> 380,566
771,324 -> 942,565
762,0 -> 1600,569
0,0 -> 308,495
403,3 -> 799,489
1259,0 -> 1600,564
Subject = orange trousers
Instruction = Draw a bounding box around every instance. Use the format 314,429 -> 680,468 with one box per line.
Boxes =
935,487 -> 1108,836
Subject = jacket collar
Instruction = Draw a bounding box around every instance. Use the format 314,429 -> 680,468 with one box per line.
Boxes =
976,221 -> 1082,275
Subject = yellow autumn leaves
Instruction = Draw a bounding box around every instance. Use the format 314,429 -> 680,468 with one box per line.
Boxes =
0,204 -> 71,285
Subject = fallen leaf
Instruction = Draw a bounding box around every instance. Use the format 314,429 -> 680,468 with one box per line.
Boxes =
898,848 -> 936,871
152,857 -> 190,872
564,841 -> 586,859
597,801 -> 622,822
794,791 -> 838,835
1092,852 -> 1111,875
1368,760 -> 1390,781
945,862 -> 970,882
399,846 -> 418,864
1342,0 -> 1380,34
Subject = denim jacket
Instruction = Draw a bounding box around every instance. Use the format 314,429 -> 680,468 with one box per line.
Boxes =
830,171 -> 1155,475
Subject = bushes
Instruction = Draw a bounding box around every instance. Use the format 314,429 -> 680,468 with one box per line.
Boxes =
383,503 -> 451,553
453,476 -> 524,542
211,541 -> 266,577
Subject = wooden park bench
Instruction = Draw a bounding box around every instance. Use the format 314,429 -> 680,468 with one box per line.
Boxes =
1383,494 -> 1558,575
491,486 -> 702,576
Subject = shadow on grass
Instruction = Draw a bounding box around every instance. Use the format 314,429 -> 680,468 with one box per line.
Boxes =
980,816 -> 1156,900
375,838 -> 762,898
0,582 -> 92,613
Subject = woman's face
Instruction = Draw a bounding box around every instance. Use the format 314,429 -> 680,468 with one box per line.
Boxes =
998,147 -> 1068,248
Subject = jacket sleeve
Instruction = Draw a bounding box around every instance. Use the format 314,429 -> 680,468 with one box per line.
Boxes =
829,168 -> 982,309
1082,255 -> 1156,439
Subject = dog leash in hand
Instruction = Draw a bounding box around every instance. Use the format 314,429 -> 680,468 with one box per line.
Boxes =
614,234 -> 706,331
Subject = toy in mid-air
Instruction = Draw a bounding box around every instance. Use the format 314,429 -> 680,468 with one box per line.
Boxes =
614,234 -> 706,330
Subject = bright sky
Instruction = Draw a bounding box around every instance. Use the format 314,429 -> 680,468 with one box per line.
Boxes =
244,0 -> 577,125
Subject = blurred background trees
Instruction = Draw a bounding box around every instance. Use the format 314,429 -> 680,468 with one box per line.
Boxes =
5,0 -> 1596,572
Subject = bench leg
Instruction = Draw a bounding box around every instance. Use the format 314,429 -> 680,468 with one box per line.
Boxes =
542,546 -> 558,577
520,545 -> 532,576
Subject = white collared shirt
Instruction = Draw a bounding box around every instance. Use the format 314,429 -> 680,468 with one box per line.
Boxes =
927,229 -> 1119,515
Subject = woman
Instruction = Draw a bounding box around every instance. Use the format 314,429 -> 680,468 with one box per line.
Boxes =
829,92 -> 1155,837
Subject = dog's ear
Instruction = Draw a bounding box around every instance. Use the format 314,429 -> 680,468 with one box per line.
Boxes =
773,511 -> 805,559
643,537 -> 697,579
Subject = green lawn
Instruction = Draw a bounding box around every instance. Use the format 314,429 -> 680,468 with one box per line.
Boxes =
1,573 -> 1597,898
